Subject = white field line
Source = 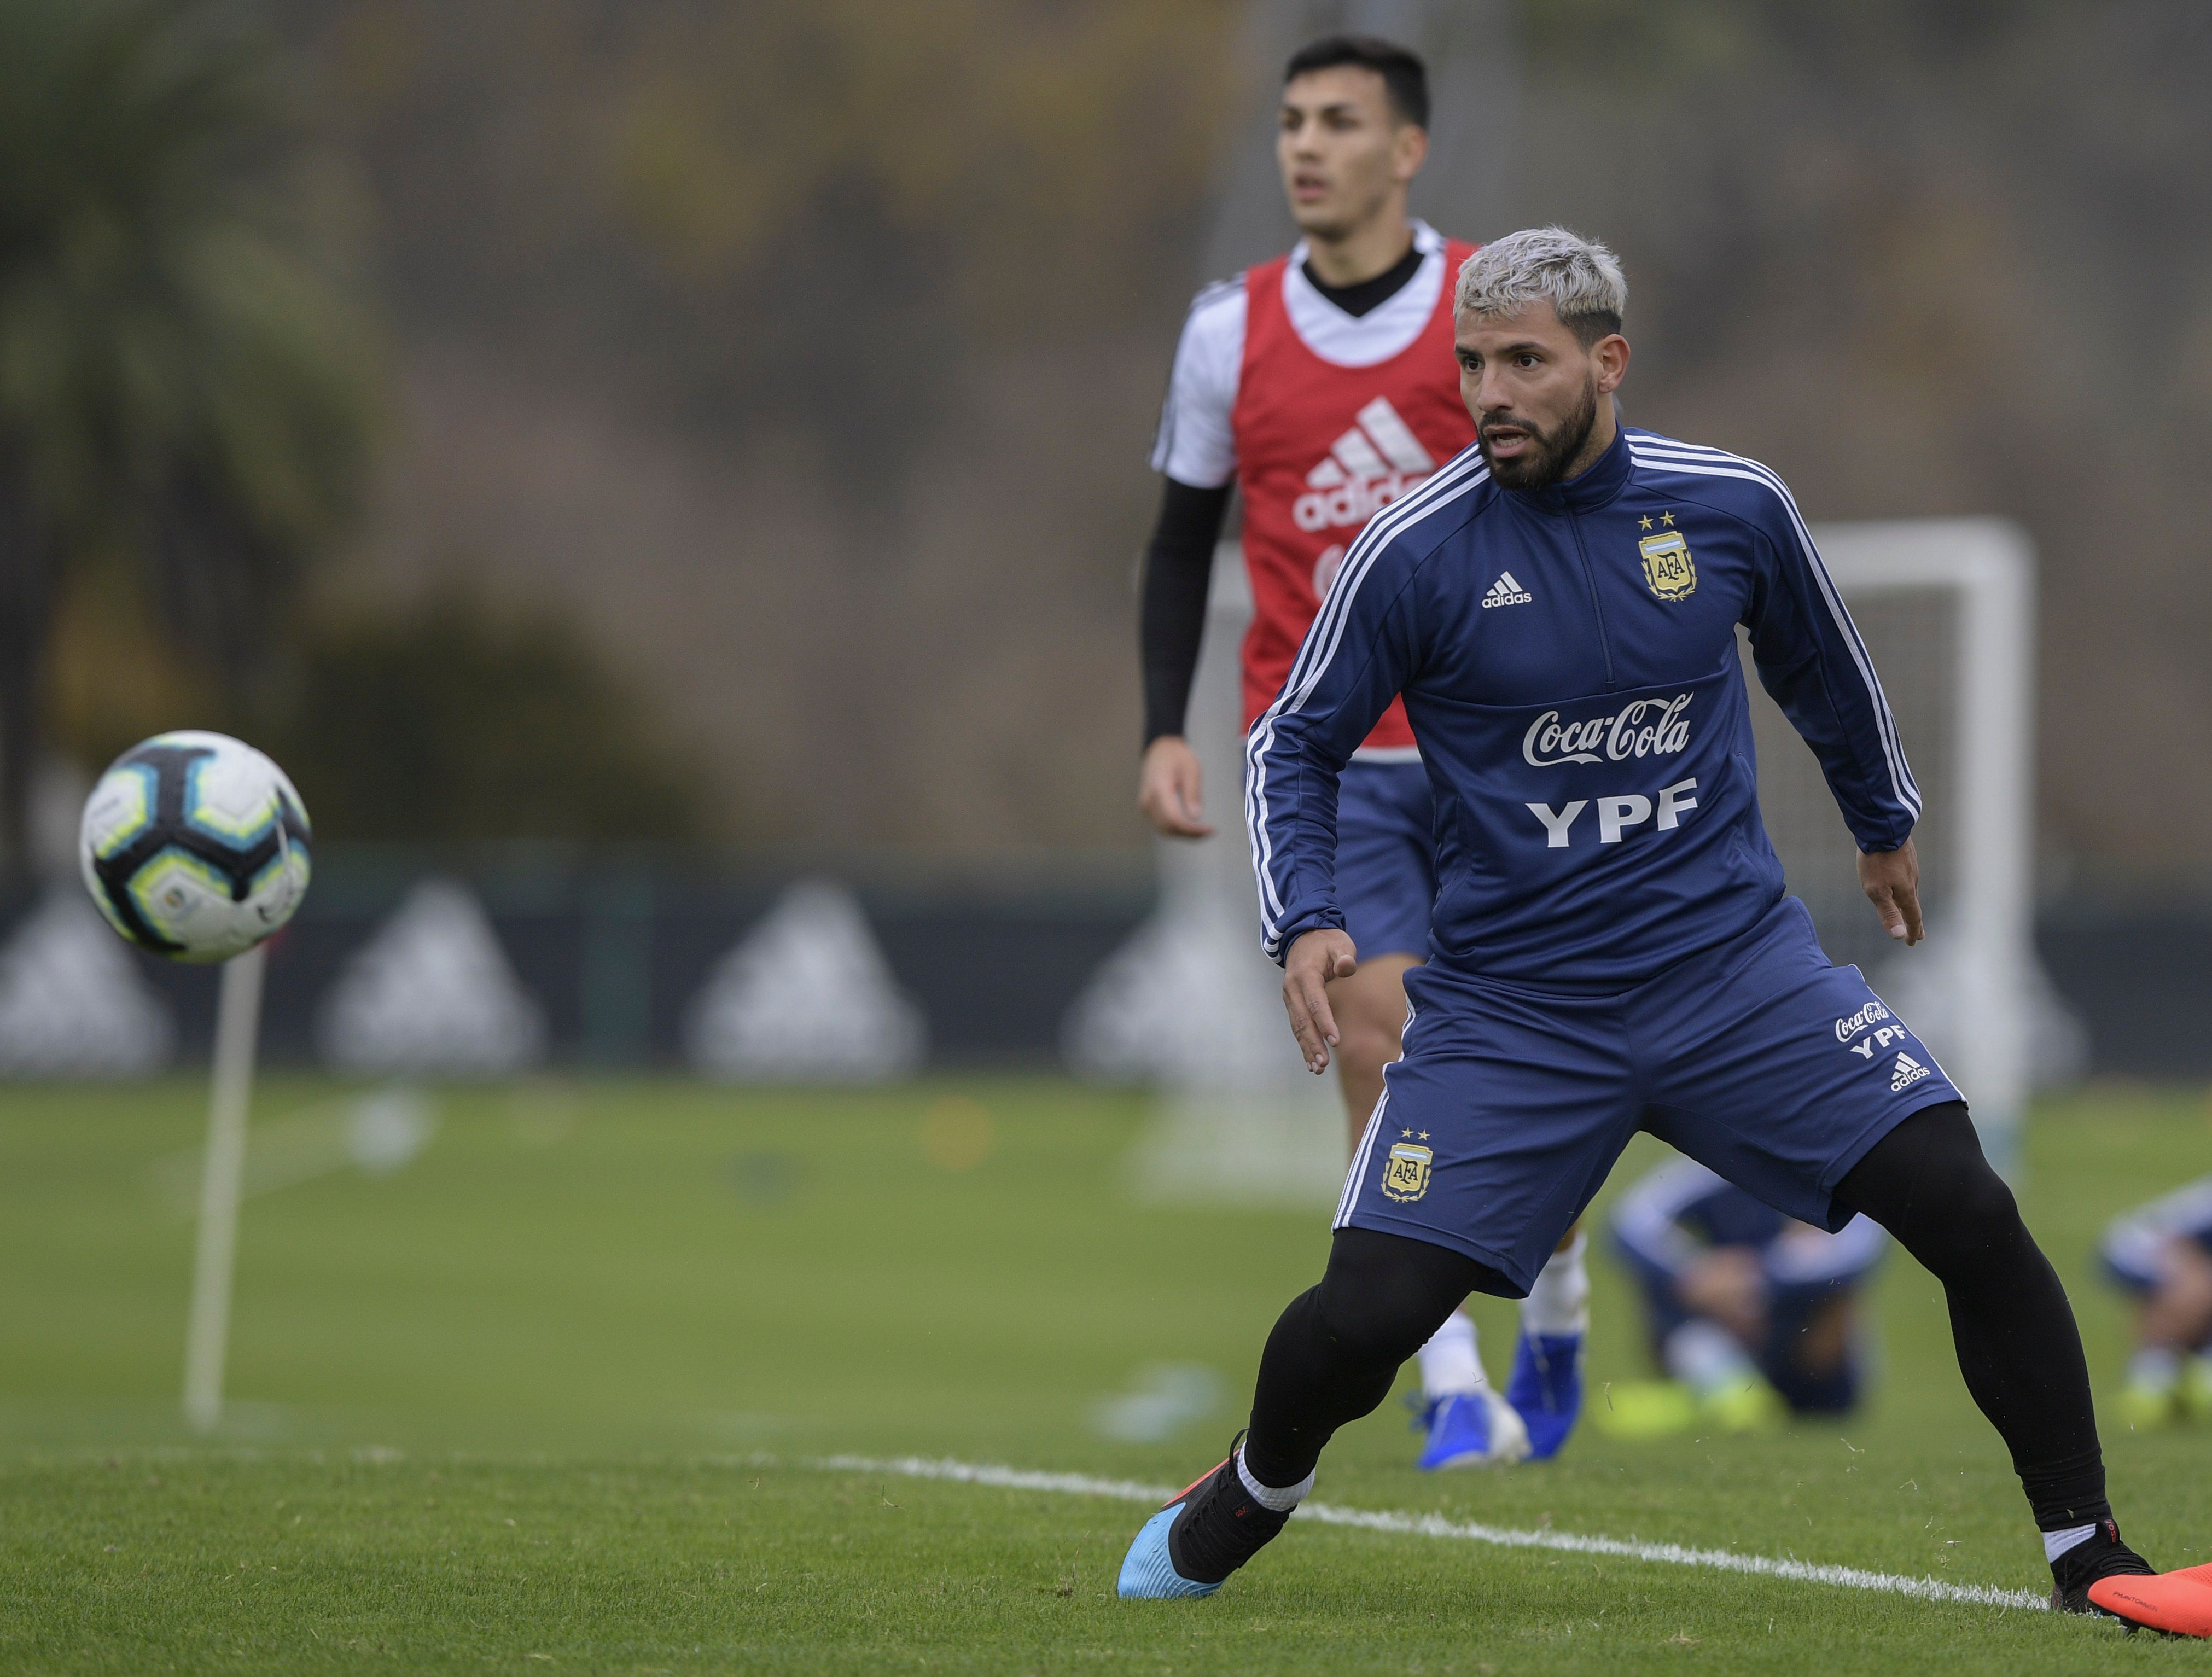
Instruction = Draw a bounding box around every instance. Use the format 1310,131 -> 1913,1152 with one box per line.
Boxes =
798,1452 -> 2047,1614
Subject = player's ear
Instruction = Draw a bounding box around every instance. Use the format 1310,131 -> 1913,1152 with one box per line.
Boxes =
1592,333 -> 1631,394
1392,121 -> 1428,183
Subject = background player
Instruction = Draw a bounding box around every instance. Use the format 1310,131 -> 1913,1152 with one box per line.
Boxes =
1601,1156 -> 1884,1436
2102,1173 -> 2212,1426
1137,32 -> 1587,1469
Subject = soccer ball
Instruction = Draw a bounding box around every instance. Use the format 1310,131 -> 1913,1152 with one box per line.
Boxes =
78,730 -> 313,963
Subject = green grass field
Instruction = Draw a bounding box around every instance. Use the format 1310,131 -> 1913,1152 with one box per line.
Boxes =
3,1074 -> 2210,1673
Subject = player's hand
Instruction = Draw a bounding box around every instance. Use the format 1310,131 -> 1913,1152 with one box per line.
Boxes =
1283,929 -> 1358,1074
1678,1247 -> 1768,1343
1138,736 -> 1213,838
1857,838 -> 1923,945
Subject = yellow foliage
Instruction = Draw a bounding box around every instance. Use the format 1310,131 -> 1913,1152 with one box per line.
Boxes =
45,559 -> 225,773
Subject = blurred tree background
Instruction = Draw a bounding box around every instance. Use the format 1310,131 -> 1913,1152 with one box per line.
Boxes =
4,0 -> 2208,877
1516,0 -> 2212,875
277,0 -> 1243,856
0,0 -> 372,861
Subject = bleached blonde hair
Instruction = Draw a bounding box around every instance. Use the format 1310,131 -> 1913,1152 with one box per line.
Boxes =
1454,226 -> 1627,343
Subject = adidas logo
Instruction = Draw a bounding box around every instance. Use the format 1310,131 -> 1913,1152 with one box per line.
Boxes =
1293,397 -> 1436,533
1890,1051 -> 1930,1093
1482,571 -> 1534,609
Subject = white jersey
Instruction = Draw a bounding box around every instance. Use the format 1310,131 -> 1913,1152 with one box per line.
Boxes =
1149,220 -> 1455,490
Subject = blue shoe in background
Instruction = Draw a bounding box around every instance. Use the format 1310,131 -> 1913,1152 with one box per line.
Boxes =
1411,1388 -> 1530,1470
1505,1330 -> 1585,1460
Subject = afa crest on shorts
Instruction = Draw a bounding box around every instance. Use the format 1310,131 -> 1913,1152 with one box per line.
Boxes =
1638,526 -> 1697,599
1381,1141 -> 1433,1202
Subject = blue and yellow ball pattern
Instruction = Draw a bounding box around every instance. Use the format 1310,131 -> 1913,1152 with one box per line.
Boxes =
78,731 -> 312,963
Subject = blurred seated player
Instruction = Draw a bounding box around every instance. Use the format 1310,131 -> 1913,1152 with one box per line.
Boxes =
2102,1174 -> 2212,1428
1601,1158 -> 1885,1436
1137,32 -> 1587,1469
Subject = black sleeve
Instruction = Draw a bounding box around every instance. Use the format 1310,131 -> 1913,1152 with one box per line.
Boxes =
1138,476 -> 1234,746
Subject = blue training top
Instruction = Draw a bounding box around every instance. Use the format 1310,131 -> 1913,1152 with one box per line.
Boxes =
1244,424 -> 1919,988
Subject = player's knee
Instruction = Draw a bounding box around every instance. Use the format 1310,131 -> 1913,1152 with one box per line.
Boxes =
1841,1100 -> 2019,1263
1313,1228 -> 1482,1369
1311,1263 -> 1435,1368
1332,1013 -> 1402,1085
1907,1156 -> 2025,1280
1952,1161 -> 2022,1236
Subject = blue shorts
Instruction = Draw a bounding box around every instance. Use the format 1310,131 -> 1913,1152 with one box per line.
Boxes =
1336,896 -> 1960,1295
1337,757 -> 1434,960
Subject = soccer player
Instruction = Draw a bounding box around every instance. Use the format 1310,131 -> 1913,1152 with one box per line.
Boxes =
1138,33 -> 1588,1470
2101,1174 -> 2212,1428
1119,226 -> 2212,1635
1600,1156 -> 1884,1436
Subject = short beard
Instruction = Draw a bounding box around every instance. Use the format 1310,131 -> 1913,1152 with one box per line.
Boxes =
1480,376 -> 1600,491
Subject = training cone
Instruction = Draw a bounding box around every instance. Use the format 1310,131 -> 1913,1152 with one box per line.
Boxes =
2089,1562 -> 2212,1637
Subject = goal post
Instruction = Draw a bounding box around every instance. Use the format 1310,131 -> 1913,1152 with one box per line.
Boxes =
1753,518 -> 2045,1171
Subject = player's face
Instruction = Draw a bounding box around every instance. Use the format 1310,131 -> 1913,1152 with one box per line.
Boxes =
1455,303 -> 1627,490
1276,68 -> 1424,241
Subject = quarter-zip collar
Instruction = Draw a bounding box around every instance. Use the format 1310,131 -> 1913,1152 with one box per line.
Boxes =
1509,422 -> 1634,516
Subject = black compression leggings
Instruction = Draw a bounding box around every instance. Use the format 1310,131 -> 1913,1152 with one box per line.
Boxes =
1241,1222 -> 1502,1487
1830,1102 -> 2106,1529
1242,1102 -> 2107,1532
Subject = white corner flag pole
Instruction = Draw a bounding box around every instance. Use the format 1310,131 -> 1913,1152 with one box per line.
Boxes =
183,943 -> 267,1433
